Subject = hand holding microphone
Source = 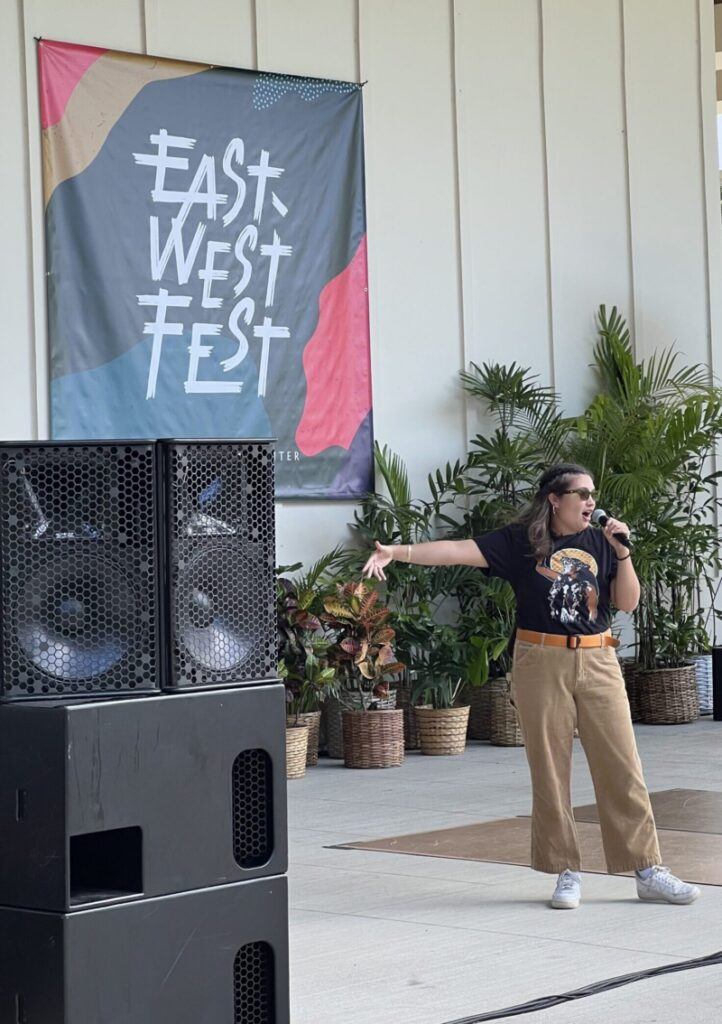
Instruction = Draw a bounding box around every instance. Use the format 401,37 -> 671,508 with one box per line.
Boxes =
591,508 -> 632,553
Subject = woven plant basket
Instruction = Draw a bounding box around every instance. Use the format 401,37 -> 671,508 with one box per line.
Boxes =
286,710 -> 322,766
394,682 -> 422,750
636,664 -> 700,724
414,705 -> 470,756
325,690 -> 396,759
620,658 -> 643,722
689,654 -> 713,715
342,709 -> 404,769
285,725 -> 309,779
489,676 -> 524,746
465,683 -> 492,741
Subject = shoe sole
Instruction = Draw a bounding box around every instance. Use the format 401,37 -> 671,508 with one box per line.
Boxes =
550,899 -> 579,909
637,891 -> 699,905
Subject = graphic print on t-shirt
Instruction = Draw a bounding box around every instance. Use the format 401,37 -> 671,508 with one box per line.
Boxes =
535,547 -> 600,627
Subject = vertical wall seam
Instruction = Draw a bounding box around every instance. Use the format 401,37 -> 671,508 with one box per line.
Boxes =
354,0 -> 360,83
619,0 -> 637,360
140,0 -> 148,54
251,0 -> 259,70
449,0 -> 470,456
696,0 -> 714,377
18,0 -> 39,439
538,0 -> 555,392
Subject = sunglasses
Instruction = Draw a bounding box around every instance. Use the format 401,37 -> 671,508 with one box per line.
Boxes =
563,488 -> 597,501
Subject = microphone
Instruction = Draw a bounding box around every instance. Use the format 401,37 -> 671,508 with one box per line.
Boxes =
591,508 -> 631,550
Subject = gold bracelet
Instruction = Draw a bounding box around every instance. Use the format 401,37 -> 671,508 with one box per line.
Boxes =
406,543 -> 412,562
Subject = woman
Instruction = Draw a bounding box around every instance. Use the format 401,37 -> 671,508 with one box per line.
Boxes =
362,463 -> 700,909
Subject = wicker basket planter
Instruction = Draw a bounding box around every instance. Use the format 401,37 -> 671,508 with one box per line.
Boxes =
394,682 -> 422,749
285,725 -> 310,779
489,676 -> 524,746
689,654 -> 713,715
636,664 -> 700,724
325,691 -> 397,759
286,710 -> 322,766
465,683 -> 492,741
341,709 -> 404,769
620,658 -> 643,722
414,705 -> 470,756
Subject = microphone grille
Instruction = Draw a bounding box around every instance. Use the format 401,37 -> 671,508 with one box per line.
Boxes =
590,508 -> 607,525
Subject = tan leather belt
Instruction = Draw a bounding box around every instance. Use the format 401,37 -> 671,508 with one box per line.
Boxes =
516,628 -> 619,650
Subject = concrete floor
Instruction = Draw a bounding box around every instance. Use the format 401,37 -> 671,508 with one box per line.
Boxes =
288,718 -> 722,1024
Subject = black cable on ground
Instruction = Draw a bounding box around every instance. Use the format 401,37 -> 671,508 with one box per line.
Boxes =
439,949 -> 722,1023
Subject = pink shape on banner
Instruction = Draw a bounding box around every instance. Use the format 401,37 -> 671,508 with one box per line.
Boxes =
295,236 -> 372,457
39,39 -> 107,129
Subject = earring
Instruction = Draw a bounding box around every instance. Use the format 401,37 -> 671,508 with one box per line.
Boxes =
552,506 -> 557,515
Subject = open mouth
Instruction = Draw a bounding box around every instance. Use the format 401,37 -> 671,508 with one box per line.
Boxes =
581,510 -> 592,522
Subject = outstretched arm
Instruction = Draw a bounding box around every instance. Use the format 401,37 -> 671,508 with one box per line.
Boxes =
363,539 -> 488,582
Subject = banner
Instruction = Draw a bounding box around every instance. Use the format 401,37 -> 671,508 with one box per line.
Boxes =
39,40 -> 373,499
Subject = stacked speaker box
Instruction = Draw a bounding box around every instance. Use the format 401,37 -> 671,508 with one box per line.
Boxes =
0,439 -> 289,1024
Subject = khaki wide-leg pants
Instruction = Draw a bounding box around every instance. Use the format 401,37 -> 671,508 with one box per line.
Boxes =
510,638 -> 661,874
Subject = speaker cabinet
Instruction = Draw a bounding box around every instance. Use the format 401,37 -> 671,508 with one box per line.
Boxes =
0,877 -> 289,1024
0,442 -> 160,701
0,684 -> 287,912
159,440 -> 277,691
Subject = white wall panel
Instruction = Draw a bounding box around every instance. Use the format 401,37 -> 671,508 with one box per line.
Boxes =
0,0 -> 36,439
145,0 -> 256,68
256,0 -> 359,80
623,0 -> 709,366
543,0 -> 632,414
700,0 -> 722,384
698,0 -> 722,548
360,0 -> 466,504
454,0 -> 551,441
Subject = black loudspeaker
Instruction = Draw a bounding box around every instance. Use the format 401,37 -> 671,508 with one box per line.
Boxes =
0,442 -> 160,701
712,646 -> 722,721
0,877 -> 289,1024
0,684 -> 287,912
159,439 -> 277,691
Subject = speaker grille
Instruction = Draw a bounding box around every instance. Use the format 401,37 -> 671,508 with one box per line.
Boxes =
0,444 -> 159,699
165,442 -> 276,689
234,941 -> 275,1024
233,749 -> 273,868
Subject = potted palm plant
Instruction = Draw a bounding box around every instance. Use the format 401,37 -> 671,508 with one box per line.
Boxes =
409,623 -> 473,755
564,306 -> 722,723
346,442 -> 492,749
322,580 -> 405,769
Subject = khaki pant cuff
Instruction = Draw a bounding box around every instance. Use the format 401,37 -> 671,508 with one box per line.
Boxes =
607,857 -> 661,874
531,862 -> 582,875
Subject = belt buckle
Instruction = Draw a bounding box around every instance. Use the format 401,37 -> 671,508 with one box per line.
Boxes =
566,635 -> 581,649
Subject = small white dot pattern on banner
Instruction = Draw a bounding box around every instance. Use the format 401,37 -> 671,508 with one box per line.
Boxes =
252,73 -> 359,110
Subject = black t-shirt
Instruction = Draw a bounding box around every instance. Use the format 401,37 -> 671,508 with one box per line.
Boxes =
473,522 -> 618,637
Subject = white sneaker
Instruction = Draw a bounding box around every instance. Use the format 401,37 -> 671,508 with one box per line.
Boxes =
636,866 -> 700,905
551,869 -> 581,909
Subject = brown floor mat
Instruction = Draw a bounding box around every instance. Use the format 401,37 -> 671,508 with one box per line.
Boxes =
572,788 -> 722,835
337,790 -> 722,886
